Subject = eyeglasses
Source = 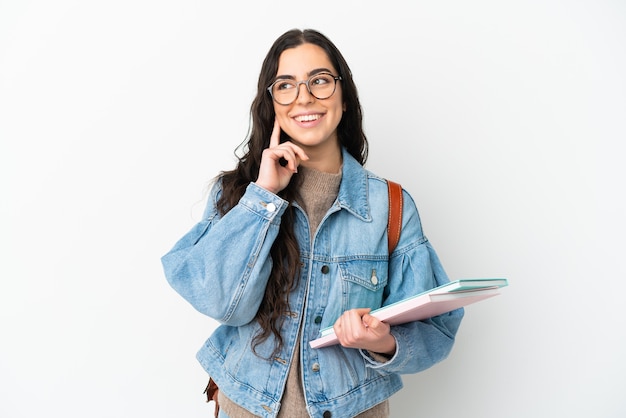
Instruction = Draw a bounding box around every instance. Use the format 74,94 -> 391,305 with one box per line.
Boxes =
267,72 -> 342,106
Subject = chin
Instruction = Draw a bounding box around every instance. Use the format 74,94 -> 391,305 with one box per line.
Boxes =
291,131 -> 334,146
292,138 -> 327,148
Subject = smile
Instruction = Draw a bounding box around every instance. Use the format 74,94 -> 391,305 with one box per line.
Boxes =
294,114 -> 322,122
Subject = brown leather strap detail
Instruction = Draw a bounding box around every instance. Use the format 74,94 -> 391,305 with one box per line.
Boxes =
387,180 -> 403,254
204,378 -> 220,417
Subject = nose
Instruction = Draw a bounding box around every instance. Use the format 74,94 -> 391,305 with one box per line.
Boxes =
295,81 -> 314,104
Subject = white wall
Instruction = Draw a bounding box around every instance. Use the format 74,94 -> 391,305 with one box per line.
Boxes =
1,1 -> 624,417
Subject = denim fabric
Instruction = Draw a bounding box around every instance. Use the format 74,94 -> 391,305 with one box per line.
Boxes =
162,148 -> 463,418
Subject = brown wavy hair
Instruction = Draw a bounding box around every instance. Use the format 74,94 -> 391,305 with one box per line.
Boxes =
216,29 -> 368,357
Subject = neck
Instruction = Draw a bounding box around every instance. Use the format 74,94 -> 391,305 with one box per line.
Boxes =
299,142 -> 342,173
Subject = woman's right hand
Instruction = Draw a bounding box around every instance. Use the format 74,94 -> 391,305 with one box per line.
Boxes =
255,119 -> 309,194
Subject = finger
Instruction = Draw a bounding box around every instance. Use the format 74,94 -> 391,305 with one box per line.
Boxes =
273,143 -> 309,173
269,118 -> 281,148
342,309 -> 371,339
361,314 -> 387,332
349,308 -> 371,327
361,313 -> 376,328
282,143 -> 310,169
271,146 -> 298,173
352,307 -> 372,316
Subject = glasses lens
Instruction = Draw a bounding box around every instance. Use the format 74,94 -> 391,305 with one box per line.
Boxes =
271,80 -> 297,105
309,74 -> 336,100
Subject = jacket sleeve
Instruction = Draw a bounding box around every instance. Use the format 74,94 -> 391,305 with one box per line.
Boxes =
360,190 -> 464,374
161,181 -> 288,326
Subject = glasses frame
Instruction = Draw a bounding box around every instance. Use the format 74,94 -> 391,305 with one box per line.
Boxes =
267,72 -> 342,106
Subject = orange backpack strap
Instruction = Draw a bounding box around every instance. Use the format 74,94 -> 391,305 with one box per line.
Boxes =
387,180 -> 403,254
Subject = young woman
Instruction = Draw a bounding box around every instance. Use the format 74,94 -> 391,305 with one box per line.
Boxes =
162,28 -> 463,418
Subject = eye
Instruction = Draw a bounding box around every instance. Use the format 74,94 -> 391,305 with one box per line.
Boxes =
311,74 -> 333,86
275,80 -> 295,91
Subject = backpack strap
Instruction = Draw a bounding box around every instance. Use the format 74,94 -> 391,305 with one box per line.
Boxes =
387,180 -> 403,254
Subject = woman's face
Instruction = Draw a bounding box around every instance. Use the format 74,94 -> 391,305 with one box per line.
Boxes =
272,43 -> 344,154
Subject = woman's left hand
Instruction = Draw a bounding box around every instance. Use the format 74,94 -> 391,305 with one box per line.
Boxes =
333,308 -> 396,356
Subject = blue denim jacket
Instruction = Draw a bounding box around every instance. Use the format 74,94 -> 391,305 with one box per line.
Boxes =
162,149 -> 463,418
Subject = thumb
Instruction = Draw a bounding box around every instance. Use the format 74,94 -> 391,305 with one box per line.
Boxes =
352,307 -> 372,318
361,312 -> 383,329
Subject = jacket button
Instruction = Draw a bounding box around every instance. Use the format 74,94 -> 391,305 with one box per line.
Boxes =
323,411 -> 331,418
312,362 -> 320,372
321,265 -> 329,274
314,316 -> 322,324
370,269 -> 378,285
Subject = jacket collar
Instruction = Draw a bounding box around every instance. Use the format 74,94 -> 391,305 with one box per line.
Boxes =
337,147 -> 371,222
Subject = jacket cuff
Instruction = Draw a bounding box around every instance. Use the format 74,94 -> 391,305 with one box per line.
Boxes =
359,334 -> 399,368
239,183 -> 289,222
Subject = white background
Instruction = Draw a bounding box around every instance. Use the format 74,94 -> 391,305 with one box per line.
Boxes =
1,1 -> 624,417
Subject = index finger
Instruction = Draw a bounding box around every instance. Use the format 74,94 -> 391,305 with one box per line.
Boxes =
269,118 -> 281,148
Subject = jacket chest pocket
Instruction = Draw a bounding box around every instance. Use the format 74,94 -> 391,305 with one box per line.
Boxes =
338,260 -> 388,311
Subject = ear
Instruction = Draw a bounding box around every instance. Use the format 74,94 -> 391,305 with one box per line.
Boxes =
343,102 -> 347,112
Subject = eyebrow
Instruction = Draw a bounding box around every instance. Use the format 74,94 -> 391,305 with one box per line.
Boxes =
274,67 -> 334,81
